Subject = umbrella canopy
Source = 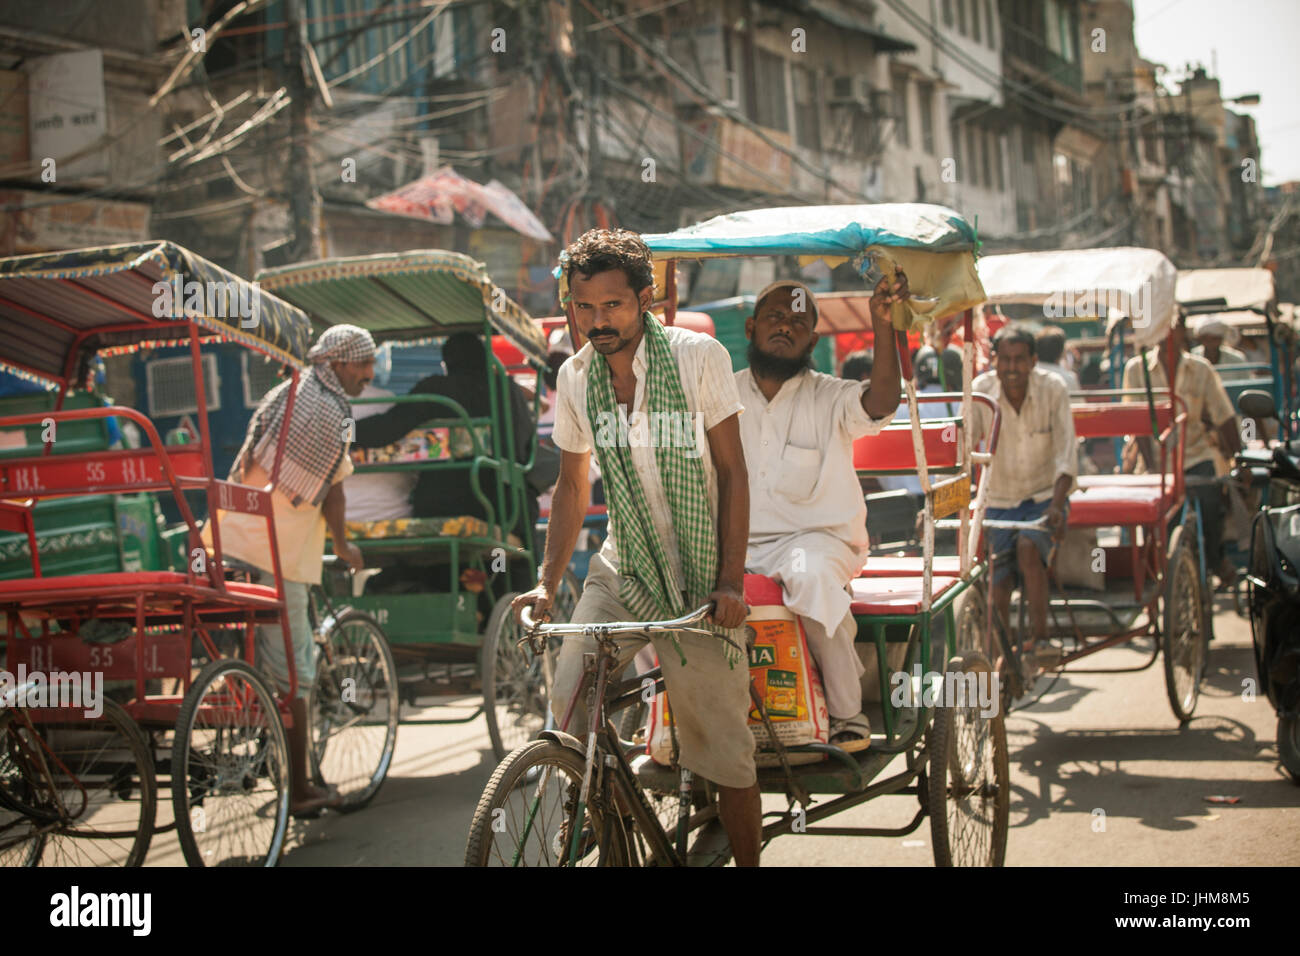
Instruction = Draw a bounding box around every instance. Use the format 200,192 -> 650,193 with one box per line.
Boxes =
0,240 -> 311,386
256,250 -> 548,364
976,247 -> 1177,348
365,167 -> 553,242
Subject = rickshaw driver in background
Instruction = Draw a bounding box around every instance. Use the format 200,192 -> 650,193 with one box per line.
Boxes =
1192,316 -> 1247,367
1123,312 -> 1240,623
736,275 -> 906,750
970,326 -> 1078,668
217,324 -> 371,816
512,229 -> 762,865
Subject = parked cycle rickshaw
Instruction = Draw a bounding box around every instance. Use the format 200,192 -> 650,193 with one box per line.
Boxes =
0,240 -> 395,866
466,203 -> 1021,867
256,251 -> 580,760
973,247 -> 1209,723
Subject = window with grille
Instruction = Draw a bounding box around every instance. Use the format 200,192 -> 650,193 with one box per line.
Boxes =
243,353 -> 287,408
986,0 -> 998,47
942,0 -> 954,27
919,84 -> 934,155
752,47 -> 789,132
792,65 -> 820,149
956,0 -> 967,34
892,75 -> 910,148
146,355 -> 220,417
971,0 -> 982,42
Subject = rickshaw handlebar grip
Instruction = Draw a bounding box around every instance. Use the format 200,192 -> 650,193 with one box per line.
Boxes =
520,603 -> 716,636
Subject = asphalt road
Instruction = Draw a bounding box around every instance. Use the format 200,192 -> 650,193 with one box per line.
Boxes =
138,595 -> 1300,867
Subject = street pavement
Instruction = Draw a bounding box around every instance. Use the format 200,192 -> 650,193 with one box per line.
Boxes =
140,596 -> 1300,866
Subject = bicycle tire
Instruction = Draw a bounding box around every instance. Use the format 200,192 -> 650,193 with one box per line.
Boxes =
465,739 -> 628,867
926,652 -> 1009,867
1280,714 -> 1300,784
171,659 -> 290,867
0,699 -> 155,867
309,608 -> 399,812
1163,525 -> 1207,723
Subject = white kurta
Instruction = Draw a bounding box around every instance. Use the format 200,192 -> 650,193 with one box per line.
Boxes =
736,368 -> 891,716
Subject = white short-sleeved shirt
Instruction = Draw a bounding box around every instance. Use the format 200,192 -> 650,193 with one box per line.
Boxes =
1122,351 -> 1236,470
735,367 -> 890,550
970,367 -> 1078,509
552,324 -> 743,590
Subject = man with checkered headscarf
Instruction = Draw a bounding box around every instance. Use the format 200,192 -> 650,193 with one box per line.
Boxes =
217,323 -> 374,815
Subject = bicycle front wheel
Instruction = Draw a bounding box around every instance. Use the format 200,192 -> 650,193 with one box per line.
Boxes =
465,739 -> 628,867
310,608 -> 399,812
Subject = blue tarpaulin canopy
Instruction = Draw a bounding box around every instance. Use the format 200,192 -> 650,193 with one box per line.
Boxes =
643,203 -> 978,260
643,204 -> 985,326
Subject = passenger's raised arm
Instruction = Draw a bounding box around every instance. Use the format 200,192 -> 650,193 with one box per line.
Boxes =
862,270 -> 907,420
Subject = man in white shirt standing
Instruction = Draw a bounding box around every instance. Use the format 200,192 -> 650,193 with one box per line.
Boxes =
970,326 -> 1078,667
736,275 -> 906,750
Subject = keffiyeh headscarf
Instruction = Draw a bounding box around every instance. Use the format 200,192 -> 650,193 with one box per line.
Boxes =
232,324 -> 375,507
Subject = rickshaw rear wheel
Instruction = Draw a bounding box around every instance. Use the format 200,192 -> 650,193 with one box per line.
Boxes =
952,577 -> 990,661
309,608 -> 399,812
1163,526 -> 1207,724
0,699 -> 156,867
1279,714 -> 1300,784
171,659 -> 290,867
925,652 -> 1009,867
465,738 -> 629,866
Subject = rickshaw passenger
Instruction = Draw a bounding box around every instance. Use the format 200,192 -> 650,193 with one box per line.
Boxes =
514,229 -> 761,865
970,326 -> 1077,667
1122,312 -> 1240,610
343,382 -> 416,522
736,277 -> 906,750
353,332 -> 540,584
217,324 -> 372,815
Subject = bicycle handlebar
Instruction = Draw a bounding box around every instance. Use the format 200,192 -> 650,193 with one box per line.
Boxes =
520,602 -> 716,637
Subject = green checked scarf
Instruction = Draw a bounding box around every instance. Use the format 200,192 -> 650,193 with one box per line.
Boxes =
585,313 -> 741,666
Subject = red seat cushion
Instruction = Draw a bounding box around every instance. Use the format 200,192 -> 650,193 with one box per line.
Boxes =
743,574 -> 785,607
1068,483 -> 1168,526
849,576 -> 961,615
858,555 -> 961,577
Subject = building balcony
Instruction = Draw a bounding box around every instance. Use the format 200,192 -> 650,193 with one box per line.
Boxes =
1002,21 -> 1081,94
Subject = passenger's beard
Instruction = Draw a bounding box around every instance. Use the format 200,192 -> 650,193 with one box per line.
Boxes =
747,340 -> 816,381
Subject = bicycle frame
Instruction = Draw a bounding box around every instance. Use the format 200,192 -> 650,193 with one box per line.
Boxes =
516,604 -> 716,866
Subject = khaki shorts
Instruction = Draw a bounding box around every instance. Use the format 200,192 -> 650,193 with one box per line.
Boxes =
551,554 -> 756,789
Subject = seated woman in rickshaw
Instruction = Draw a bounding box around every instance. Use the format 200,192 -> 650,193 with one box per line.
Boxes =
351,332 -> 539,589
